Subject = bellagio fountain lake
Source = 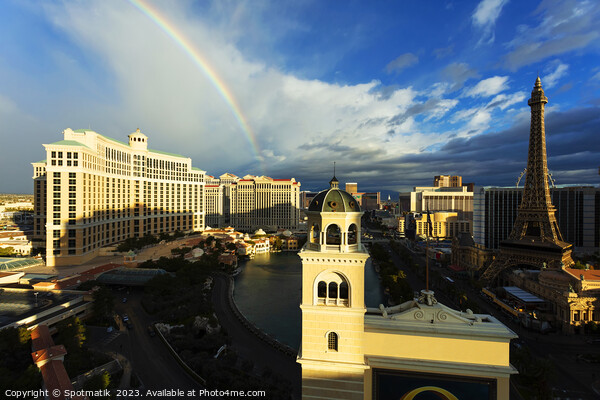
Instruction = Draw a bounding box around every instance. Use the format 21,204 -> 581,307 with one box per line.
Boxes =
233,251 -> 384,350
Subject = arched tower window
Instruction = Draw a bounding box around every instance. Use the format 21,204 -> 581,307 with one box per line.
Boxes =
326,224 -> 341,245
314,272 -> 350,306
339,282 -> 348,300
327,332 -> 338,351
328,282 -> 338,302
317,281 -> 327,298
310,223 -> 320,244
348,223 -> 358,245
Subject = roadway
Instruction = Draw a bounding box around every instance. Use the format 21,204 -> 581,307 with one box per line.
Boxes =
387,236 -> 599,400
106,288 -> 201,392
211,274 -> 301,398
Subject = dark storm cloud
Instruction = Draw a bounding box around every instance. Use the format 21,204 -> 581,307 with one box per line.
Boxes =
399,105 -> 600,187
280,104 -> 600,193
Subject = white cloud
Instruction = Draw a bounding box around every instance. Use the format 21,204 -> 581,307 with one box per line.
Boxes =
425,99 -> 459,121
465,76 -> 509,97
451,107 -> 480,123
35,2 -> 430,178
468,109 -> 491,130
543,62 -> 568,89
385,53 -> 419,74
487,91 -> 527,110
472,0 -> 509,44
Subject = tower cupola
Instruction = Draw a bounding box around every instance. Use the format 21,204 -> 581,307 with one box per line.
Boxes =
128,128 -> 148,151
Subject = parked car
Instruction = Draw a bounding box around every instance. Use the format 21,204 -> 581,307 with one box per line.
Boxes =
122,297 -> 127,303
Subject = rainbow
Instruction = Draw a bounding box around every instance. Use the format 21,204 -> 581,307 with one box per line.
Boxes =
127,0 -> 264,170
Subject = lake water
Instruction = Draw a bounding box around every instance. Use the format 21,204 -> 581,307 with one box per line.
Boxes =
233,251 -> 383,350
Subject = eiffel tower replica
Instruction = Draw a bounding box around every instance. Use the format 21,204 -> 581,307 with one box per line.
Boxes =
480,77 -> 574,282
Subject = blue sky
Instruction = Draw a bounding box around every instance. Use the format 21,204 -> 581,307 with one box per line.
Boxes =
0,0 -> 599,195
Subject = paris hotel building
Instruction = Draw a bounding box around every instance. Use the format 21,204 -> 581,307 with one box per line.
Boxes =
32,128 -> 206,267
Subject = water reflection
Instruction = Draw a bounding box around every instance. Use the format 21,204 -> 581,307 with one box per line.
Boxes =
233,252 -> 383,350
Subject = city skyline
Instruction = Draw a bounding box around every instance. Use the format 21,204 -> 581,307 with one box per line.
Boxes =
1,0 -> 599,194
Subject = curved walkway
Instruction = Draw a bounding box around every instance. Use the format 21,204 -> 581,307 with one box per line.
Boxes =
211,274 -> 301,397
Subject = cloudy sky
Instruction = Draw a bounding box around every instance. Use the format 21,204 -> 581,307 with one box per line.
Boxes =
1,0 -> 599,195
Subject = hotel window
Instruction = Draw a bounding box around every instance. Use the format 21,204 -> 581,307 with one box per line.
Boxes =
327,332 -> 338,351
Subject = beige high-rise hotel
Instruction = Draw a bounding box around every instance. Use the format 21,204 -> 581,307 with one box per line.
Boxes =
229,175 -> 300,231
32,128 -> 206,267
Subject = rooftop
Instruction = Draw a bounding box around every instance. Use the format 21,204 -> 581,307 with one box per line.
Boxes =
0,257 -> 44,272
564,267 -> 600,282
365,290 -> 517,340
95,267 -> 167,286
503,286 -> 545,303
0,289 -> 79,328
47,140 -> 90,149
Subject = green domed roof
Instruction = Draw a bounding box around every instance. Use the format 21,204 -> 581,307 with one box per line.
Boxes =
308,188 -> 361,212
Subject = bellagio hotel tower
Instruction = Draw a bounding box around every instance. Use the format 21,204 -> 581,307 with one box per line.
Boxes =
32,128 -> 206,267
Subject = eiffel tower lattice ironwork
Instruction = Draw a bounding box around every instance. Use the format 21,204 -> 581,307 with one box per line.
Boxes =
480,77 -> 574,282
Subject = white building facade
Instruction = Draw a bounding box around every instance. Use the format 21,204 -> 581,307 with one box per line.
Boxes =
33,128 -> 206,267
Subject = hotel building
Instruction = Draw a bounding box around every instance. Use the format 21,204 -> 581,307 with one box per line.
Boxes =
473,186 -> 600,252
412,211 -> 471,238
205,184 -> 224,228
399,185 -> 474,220
32,128 -> 206,267
434,174 -> 463,188
344,182 -> 381,211
229,175 -> 300,231
204,174 -> 301,232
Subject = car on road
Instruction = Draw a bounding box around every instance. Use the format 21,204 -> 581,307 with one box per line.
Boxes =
122,297 -> 127,303
147,325 -> 156,337
122,314 -> 129,322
